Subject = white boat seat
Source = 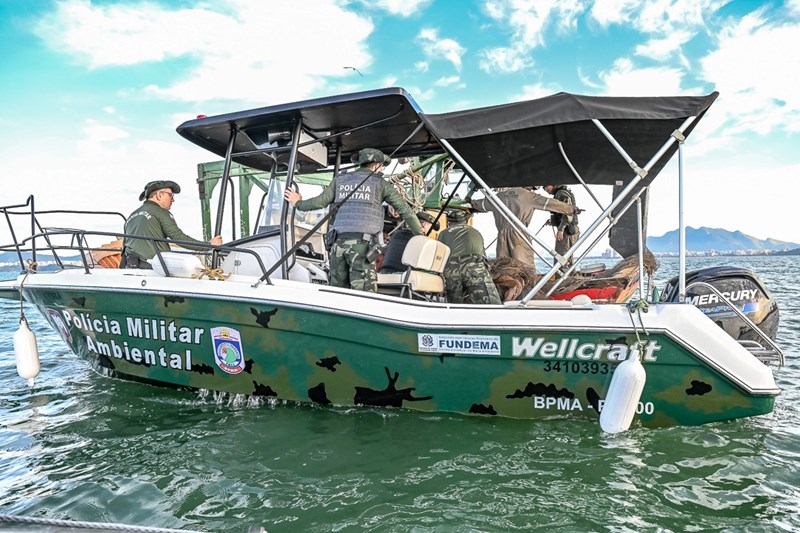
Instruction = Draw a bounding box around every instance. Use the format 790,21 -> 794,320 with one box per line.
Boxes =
377,236 -> 450,297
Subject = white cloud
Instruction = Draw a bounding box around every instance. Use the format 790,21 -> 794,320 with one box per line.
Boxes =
80,120 -> 129,145
590,0 -> 641,27
483,0 -> 507,20
585,2 -> 800,144
34,0 -> 230,67
591,57 -> 687,96
512,82 -> 563,101
591,0 -> 726,33
34,0 -> 374,104
477,0 -> 585,74
634,30 -> 693,63
1,128 -> 208,243
478,46 -> 531,73
414,61 -> 429,72
434,75 -> 461,87
591,0 -> 726,74
483,0 -> 584,46
404,86 -> 436,101
371,0 -> 432,17
417,27 -> 466,71
700,10 -> 800,136
638,0 -> 727,34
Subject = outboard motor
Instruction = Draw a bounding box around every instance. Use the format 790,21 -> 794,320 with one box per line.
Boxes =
661,266 -> 779,342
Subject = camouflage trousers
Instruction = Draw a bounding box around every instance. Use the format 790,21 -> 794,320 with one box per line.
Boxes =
329,238 -> 377,292
443,255 -> 501,305
556,229 -> 580,269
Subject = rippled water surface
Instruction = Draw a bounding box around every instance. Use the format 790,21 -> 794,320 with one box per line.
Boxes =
1,256 -> 799,532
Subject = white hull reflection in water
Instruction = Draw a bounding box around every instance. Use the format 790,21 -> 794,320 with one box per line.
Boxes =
198,389 -> 271,408
0,256 -> 798,532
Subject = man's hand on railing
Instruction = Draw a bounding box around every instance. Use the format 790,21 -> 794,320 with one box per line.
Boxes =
284,190 -> 302,206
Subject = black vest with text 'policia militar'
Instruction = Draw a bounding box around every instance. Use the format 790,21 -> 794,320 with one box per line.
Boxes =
332,170 -> 384,235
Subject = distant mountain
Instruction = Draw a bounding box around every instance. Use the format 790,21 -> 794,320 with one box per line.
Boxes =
647,227 -> 800,253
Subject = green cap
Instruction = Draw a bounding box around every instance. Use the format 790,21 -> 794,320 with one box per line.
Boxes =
139,180 -> 181,201
350,148 -> 391,165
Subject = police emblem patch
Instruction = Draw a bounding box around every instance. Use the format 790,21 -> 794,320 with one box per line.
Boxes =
211,327 -> 245,374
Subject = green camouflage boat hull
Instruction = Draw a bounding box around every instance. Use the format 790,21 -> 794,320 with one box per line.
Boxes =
21,276 -> 777,428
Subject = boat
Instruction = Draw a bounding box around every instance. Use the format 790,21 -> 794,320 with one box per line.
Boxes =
0,87 -> 785,430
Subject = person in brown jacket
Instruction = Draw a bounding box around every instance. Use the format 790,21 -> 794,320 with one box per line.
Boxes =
467,186 -> 578,265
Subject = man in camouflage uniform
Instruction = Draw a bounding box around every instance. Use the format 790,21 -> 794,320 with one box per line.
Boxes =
436,209 -> 501,305
466,186 -> 579,265
543,184 -> 580,269
285,148 -> 423,292
122,180 -> 222,269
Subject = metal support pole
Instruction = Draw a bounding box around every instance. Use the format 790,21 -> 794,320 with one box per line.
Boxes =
280,119 -> 304,280
213,129 -> 237,238
439,139 -> 555,259
678,140 -> 686,301
521,115 -> 698,303
30,195 -> 36,267
636,196 -> 645,301
544,185 -> 647,297
557,142 -> 604,211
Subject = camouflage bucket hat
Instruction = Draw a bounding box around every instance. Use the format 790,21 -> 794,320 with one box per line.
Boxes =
416,211 -> 440,231
139,180 -> 181,201
350,148 -> 391,165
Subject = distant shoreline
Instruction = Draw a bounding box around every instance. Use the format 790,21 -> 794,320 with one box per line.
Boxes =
651,250 -> 800,257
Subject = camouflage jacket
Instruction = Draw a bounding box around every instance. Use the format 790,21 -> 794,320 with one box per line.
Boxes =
437,222 -> 486,259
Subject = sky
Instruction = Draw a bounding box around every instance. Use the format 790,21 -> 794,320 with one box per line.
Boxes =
1,0 -> 799,250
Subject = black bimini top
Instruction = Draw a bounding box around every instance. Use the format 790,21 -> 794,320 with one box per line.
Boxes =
423,91 -> 718,187
177,87 -> 718,188
176,88 -> 440,173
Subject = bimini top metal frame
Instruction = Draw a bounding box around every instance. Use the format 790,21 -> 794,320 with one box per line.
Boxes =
176,87 -> 718,297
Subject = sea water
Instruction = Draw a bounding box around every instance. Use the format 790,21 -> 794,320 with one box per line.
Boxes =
1,256 -> 798,532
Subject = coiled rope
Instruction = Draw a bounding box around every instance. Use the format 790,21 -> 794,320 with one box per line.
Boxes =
194,267 -> 230,281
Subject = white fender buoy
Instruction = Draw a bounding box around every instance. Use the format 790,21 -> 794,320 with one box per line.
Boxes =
14,317 -> 40,387
600,349 -> 646,433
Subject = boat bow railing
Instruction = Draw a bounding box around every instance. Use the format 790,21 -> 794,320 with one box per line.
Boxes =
3,225 -> 273,284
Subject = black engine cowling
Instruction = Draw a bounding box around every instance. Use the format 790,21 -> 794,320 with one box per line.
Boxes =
661,266 -> 779,341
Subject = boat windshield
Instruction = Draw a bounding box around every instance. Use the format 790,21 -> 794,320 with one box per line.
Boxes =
258,177 -> 329,235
